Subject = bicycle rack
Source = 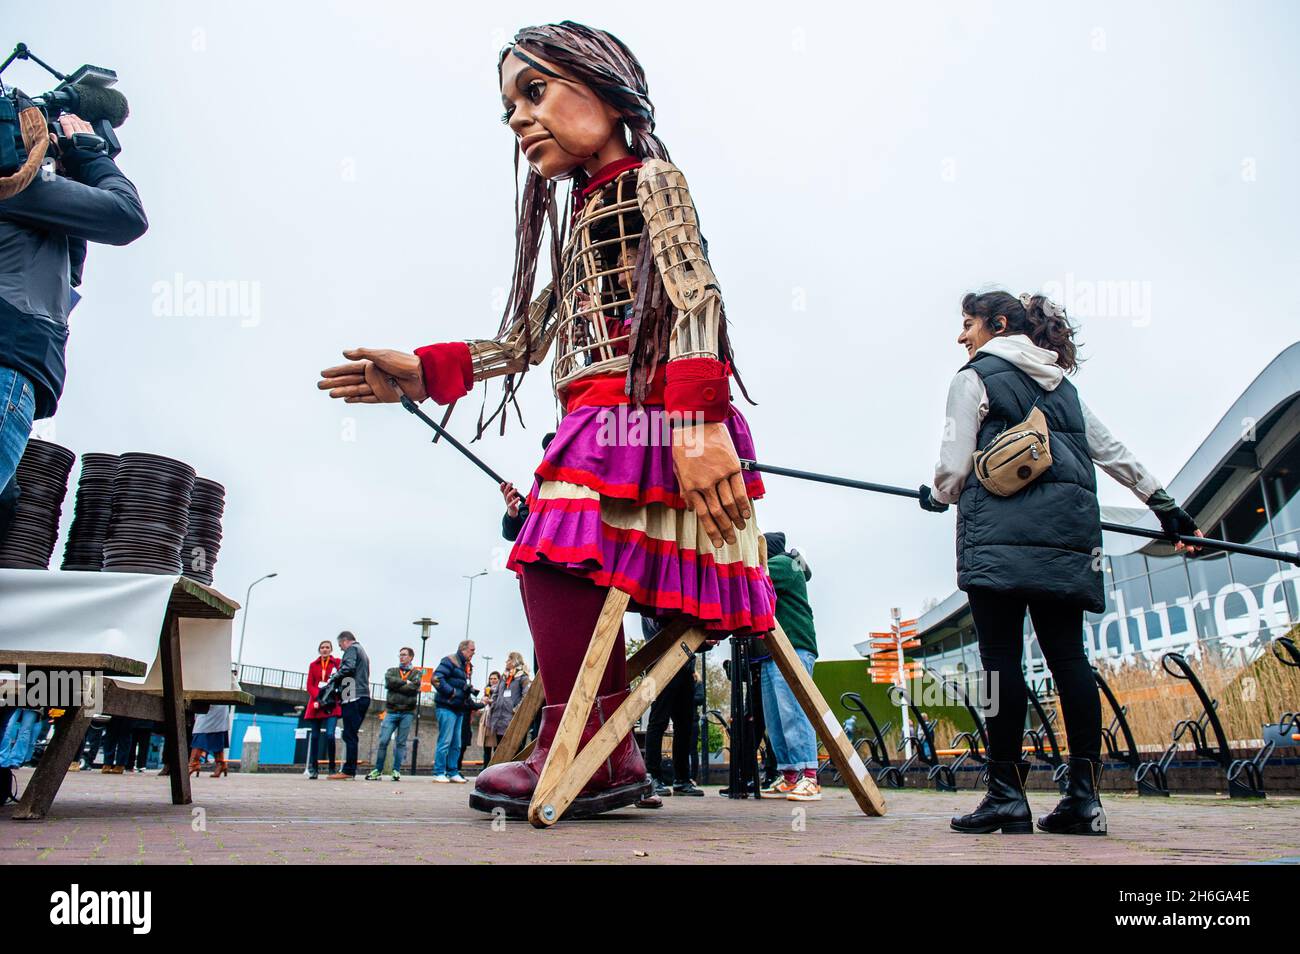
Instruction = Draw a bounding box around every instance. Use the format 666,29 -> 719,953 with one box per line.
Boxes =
886,683 -> 957,792
932,670 -> 990,788
835,692 -> 901,787
1024,683 -> 1068,793
1161,652 -> 1271,799
1095,666 -> 1166,797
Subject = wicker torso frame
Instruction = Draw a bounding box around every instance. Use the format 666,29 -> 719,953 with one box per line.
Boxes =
551,168 -> 643,393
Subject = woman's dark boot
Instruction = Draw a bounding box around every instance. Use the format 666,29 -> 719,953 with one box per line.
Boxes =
950,760 -> 1033,834
1037,756 -> 1107,835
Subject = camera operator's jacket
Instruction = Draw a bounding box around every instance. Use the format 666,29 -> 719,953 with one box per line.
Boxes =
0,145 -> 147,419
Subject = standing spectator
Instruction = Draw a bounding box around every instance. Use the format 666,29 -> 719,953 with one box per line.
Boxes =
368,647 -> 421,781
453,664 -> 485,776
126,720 -> 156,773
189,705 -> 231,778
488,652 -> 532,752
305,639 -> 341,779
431,639 -> 475,783
329,631 -> 371,780
642,619 -> 704,797
758,532 -> 822,802
475,671 -> 502,765
690,665 -> 705,781
0,706 -> 41,769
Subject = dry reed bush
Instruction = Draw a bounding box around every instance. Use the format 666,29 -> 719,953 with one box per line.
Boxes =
1061,629 -> 1300,751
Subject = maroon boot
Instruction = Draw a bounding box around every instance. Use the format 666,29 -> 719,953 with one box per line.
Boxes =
469,690 -> 652,819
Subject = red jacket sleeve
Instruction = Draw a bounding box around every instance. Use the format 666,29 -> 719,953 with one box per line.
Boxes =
664,357 -> 731,422
415,342 -> 475,405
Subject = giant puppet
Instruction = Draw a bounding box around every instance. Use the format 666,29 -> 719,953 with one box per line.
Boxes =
319,21 -> 884,824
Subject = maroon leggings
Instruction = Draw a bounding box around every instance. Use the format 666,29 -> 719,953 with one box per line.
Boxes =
520,562 -> 626,705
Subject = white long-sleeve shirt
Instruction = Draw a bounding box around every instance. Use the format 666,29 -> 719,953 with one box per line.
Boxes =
931,335 -> 1162,506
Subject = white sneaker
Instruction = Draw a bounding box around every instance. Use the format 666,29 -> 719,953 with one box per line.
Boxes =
430,774 -> 450,783
449,774 -> 468,784
787,776 -> 822,801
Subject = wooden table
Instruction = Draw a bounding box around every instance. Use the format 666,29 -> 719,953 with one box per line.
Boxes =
2,576 -> 247,821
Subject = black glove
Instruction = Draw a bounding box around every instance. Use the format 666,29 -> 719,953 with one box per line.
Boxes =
1147,489 -> 1198,542
918,485 -> 949,513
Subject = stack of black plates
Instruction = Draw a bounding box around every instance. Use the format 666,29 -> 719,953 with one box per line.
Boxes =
0,439 -> 76,569
102,452 -> 196,575
180,477 -> 226,585
61,453 -> 121,571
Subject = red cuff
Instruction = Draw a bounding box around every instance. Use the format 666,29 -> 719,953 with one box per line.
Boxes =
665,358 -> 731,422
414,342 -> 474,406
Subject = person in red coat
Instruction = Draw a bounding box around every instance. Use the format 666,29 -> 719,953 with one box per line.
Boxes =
305,639 -> 342,779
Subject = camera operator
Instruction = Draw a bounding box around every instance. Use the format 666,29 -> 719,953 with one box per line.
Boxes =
0,111 -> 147,509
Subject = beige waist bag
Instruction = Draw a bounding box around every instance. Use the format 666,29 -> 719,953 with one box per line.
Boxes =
972,405 -> 1052,497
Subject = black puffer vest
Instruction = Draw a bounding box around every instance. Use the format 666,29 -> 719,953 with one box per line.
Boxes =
956,353 -> 1104,612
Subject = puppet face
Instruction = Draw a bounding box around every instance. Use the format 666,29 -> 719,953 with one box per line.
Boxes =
500,48 -> 624,180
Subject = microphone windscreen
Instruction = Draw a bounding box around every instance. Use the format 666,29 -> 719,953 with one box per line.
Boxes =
72,85 -> 129,128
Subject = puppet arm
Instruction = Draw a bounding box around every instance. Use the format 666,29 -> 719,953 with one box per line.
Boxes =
415,282 -> 558,404
636,160 -> 728,421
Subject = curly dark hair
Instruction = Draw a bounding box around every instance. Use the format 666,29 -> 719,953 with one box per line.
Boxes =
961,290 -> 1081,372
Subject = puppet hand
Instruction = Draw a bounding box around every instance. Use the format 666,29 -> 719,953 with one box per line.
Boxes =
672,422 -> 750,550
317,348 -> 428,404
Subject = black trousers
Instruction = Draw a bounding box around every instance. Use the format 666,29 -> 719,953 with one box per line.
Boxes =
645,667 -> 695,783
966,588 -> 1101,763
340,698 -> 370,776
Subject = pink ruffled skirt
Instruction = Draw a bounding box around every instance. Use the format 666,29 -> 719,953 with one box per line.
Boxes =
507,403 -> 775,634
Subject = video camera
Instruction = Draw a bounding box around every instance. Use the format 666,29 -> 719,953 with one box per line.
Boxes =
0,42 -> 130,177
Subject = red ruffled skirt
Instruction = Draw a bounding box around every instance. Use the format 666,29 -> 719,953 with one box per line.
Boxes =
507,402 -> 775,634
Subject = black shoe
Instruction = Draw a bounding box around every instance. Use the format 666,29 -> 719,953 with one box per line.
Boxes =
672,781 -> 704,796
307,771 -> 318,780
1037,757 -> 1108,835
653,781 -> 672,797
950,760 -> 1033,834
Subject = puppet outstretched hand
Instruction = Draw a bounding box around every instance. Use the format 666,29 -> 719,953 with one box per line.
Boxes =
317,348 -> 428,404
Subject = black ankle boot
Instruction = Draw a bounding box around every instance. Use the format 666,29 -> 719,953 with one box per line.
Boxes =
1037,756 -> 1107,835
950,760 -> 1033,834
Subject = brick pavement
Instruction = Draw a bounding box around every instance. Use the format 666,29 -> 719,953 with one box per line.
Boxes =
2,771 -> 1297,864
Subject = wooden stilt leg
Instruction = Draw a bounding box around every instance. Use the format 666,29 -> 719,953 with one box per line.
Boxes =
626,617 -> 691,678
525,588 -> 629,821
488,670 -> 545,766
490,617 -> 693,767
766,620 -> 887,816
529,626 -> 709,827
12,705 -> 91,821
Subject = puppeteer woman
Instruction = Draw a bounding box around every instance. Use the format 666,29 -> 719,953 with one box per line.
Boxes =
318,22 -> 774,817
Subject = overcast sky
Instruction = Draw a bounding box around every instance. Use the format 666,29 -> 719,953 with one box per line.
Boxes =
9,1 -> 1299,678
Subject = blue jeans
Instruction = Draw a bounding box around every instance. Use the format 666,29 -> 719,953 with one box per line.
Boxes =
0,708 -> 42,769
433,707 -> 464,776
761,650 -> 819,771
374,710 -> 414,773
0,367 -> 36,498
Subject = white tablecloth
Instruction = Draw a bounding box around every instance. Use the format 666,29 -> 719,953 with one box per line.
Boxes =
0,569 -> 237,691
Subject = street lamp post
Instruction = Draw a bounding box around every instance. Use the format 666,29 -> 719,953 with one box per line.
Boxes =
235,572 -> 278,674
463,569 -> 488,651
410,617 -> 439,775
